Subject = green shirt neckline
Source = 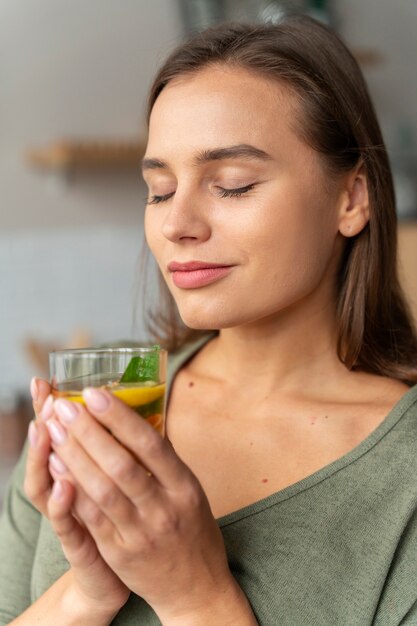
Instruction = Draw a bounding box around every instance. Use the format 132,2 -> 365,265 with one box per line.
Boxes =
167,333 -> 417,529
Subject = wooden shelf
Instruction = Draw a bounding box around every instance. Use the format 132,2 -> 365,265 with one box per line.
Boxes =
26,139 -> 146,171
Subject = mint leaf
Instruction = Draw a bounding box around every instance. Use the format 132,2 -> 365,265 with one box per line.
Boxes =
120,346 -> 160,383
137,396 -> 164,418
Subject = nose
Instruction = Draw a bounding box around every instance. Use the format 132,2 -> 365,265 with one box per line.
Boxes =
161,188 -> 211,242
161,187 -> 211,243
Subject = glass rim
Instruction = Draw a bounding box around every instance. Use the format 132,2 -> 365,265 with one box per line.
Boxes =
50,347 -> 167,357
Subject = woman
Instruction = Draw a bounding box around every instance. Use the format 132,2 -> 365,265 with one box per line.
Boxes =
1,15 -> 417,626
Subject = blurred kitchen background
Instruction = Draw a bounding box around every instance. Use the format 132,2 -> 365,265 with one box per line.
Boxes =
1,0 -> 417,503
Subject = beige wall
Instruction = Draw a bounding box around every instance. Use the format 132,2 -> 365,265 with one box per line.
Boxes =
398,224 -> 417,322
0,0 -> 182,232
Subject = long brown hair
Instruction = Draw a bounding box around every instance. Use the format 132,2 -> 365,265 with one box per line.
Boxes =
140,16 -> 417,385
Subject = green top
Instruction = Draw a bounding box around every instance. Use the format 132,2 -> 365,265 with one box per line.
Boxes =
1,333 -> 417,625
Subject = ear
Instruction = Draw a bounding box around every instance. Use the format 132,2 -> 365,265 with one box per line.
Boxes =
337,163 -> 370,237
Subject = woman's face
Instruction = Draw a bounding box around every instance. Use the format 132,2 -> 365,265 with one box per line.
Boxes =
143,65 -> 345,330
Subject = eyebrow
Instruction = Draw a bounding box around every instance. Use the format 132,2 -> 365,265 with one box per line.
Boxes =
141,144 -> 273,172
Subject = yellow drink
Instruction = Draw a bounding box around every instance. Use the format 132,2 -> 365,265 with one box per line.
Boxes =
52,381 -> 166,435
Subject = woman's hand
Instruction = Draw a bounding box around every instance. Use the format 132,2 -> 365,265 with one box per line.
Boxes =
25,377 -> 54,516
46,389 -> 250,624
24,378 -> 130,619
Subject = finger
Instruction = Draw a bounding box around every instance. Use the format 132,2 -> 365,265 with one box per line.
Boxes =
30,377 -> 52,420
45,417 -> 135,527
47,480 -> 104,569
48,451 -> 76,486
82,388 -> 191,490
24,420 -> 52,514
54,398 -> 159,505
71,485 -> 118,540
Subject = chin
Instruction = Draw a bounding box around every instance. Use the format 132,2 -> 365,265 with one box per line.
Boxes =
177,297 -> 250,330
179,311 -> 225,330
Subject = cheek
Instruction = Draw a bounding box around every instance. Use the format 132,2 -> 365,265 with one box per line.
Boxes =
144,208 -> 152,244
144,209 -> 163,259
243,196 -> 338,296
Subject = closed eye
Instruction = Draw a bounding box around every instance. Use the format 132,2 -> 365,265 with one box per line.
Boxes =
145,183 -> 257,205
145,191 -> 175,205
217,183 -> 256,198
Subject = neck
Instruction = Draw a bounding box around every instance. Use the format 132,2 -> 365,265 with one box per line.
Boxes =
204,294 -> 348,398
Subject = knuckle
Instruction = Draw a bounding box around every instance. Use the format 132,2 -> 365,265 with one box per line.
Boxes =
156,510 -> 178,534
52,525 -> 66,539
47,504 -> 63,526
74,417 -> 91,440
109,456 -> 137,483
140,432 -> 164,456
123,533 -> 153,557
49,516 -> 66,536
183,480 -> 203,510
82,503 -> 105,527
93,482 -> 119,509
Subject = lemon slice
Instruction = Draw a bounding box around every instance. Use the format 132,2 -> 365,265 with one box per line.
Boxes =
112,384 -> 165,407
66,383 -> 166,407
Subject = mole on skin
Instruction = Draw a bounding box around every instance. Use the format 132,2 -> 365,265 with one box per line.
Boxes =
309,415 -> 329,425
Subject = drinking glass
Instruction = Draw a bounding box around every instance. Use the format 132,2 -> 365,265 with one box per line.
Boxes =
49,346 -> 167,435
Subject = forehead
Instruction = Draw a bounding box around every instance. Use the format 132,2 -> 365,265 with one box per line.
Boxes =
147,66 -> 301,148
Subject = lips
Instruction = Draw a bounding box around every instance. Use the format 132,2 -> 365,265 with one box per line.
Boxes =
167,260 -> 232,272
167,260 -> 235,289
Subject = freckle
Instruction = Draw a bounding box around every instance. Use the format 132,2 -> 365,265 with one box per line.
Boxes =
262,478 -> 268,483
324,415 -> 328,419
309,416 -> 318,426
249,441 -> 254,446
188,381 -> 194,388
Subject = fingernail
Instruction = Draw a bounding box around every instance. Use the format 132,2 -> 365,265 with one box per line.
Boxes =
28,421 -> 38,448
30,377 -> 39,402
46,419 -> 67,445
41,395 -> 54,421
49,452 -> 68,474
55,399 -> 80,423
83,387 -> 110,412
52,480 -> 64,501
